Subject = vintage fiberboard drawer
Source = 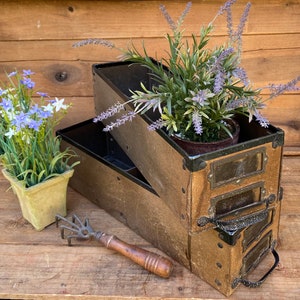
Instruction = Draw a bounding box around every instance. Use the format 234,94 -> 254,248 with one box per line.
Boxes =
58,114 -> 283,296
92,62 -> 284,232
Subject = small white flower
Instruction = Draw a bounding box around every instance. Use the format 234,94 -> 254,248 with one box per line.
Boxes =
5,127 -> 16,138
42,103 -> 54,113
52,97 -> 68,112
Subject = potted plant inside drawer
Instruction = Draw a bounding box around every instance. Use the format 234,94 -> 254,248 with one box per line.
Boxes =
74,0 -> 299,156
72,0 -> 298,224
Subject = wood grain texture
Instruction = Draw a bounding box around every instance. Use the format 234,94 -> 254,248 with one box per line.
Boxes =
0,156 -> 299,299
0,0 -> 299,40
0,0 -> 299,150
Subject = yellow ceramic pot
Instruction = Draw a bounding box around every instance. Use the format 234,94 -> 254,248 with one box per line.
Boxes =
2,169 -> 74,231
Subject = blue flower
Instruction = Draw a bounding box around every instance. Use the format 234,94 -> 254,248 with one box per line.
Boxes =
0,98 -> 13,111
213,48 -> 234,72
28,104 -> 40,115
8,71 -> 17,78
12,112 -> 28,130
23,69 -> 35,76
268,76 -> 300,98
39,108 -> 52,119
36,92 -> 48,97
27,119 -> 43,131
235,3 -> 251,41
20,78 -> 35,89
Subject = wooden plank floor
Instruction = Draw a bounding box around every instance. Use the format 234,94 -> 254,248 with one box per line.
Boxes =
0,156 -> 299,300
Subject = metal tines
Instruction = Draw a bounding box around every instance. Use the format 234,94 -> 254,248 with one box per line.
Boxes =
56,214 -> 97,246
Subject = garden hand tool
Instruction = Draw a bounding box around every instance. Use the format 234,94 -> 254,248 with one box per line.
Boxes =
55,214 -> 173,278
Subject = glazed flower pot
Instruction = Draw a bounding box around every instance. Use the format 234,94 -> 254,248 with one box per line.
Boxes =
2,169 -> 74,231
172,119 -> 240,156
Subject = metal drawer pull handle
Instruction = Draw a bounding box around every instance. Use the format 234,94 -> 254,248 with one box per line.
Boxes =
198,209 -> 268,231
197,196 -> 274,231
232,248 -> 279,288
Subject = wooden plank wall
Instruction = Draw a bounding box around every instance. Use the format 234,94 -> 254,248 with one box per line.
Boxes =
0,0 -> 299,152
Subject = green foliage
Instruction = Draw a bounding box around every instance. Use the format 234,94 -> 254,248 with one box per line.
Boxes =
74,1 -> 299,143
0,70 -> 79,187
121,14 -> 263,142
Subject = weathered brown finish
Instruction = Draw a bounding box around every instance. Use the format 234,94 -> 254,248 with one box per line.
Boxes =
0,0 -> 299,149
60,139 -> 191,269
60,119 -> 283,296
0,156 -> 299,299
92,62 -> 283,214
93,69 -> 191,226
52,60 -> 284,296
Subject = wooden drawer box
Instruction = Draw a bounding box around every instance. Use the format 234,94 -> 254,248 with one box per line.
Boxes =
92,61 -> 284,230
58,113 -> 283,296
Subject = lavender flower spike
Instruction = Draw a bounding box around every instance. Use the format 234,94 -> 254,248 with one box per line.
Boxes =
217,0 -> 237,17
233,67 -> 249,86
236,2 -> 252,39
268,75 -> 300,99
177,2 -> 192,28
148,118 -> 166,131
103,111 -> 136,132
192,112 -> 203,135
159,3 -> 176,31
226,6 -> 234,40
254,110 -> 269,128
93,102 -> 125,123
214,71 -> 225,94
73,38 -> 115,49
210,47 -> 234,73
192,90 -> 207,106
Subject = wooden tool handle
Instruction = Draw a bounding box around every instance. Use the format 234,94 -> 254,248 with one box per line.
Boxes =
98,233 -> 173,278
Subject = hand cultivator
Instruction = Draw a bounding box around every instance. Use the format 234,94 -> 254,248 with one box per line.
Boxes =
56,214 -> 173,278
